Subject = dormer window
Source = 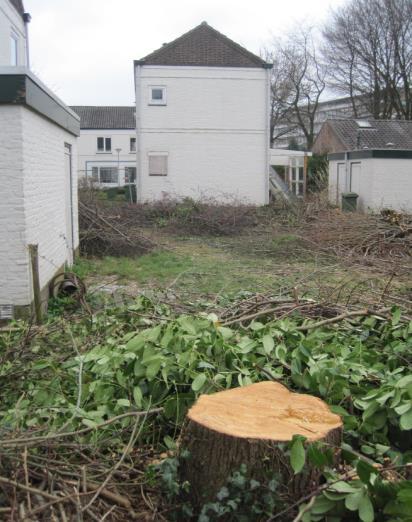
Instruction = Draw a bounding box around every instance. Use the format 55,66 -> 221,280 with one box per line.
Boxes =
149,87 -> 166,106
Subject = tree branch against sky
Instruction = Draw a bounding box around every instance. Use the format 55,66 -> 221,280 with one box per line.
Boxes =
323,0 -> 412,120
265,27 -> 326,150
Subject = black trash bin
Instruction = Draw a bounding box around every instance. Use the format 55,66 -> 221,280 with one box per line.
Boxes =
341,192 -> 358,212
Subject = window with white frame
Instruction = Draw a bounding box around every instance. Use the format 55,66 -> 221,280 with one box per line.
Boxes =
148,153 -> 168,176
90,166 -> 118,184
99,167 -> 118,184
97,137 -> 112,152
149,87 -> 166,105
10,31 -> 18,66
130,137 -> 136,152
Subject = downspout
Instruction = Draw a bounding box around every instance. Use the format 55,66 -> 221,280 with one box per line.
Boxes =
134,60 -> 143,203
23,12 -> 31,68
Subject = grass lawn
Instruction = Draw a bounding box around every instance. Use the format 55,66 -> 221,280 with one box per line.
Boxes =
73,227 -> 403,305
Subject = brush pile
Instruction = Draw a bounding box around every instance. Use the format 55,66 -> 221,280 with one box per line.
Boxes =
79,201 -> 156,257
300,208 -> 412,268
1,287 -> 412,521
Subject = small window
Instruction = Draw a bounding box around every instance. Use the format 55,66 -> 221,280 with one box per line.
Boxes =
99,167 -> 118,184
97,137 -> 111,152
149,87 -> 166,105
130,137 -> 136,152
91,166 -> 99,181
125,167 -> 136,183
10,32 -> 18,66
148,153 -> 168,176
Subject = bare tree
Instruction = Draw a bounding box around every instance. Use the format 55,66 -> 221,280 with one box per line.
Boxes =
266,28 -> 326,150
323,0 -> 412,120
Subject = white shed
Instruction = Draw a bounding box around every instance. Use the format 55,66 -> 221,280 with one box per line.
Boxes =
0,68 -> 80,319
328,151 -> 412,212
134,22 -> 272,205
314,119 -> 412,212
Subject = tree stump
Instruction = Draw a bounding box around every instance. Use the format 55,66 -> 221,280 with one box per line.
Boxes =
179,381 -> 342,507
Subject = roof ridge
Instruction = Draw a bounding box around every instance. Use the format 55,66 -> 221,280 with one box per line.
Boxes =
137,22 -> 269,68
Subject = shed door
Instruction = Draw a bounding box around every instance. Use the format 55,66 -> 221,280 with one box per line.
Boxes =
350,162 -> 361,194
64,143 -> 74,265
336,163 -> 346,204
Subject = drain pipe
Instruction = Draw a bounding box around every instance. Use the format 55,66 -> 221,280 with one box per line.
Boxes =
23,12 -> 31,68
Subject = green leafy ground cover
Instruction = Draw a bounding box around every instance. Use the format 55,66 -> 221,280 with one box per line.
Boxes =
1,293 -> 411,521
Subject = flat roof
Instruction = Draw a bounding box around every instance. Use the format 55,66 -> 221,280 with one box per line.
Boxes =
0,67 -> 80,136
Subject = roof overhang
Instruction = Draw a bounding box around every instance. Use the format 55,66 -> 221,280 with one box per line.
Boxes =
328,150 -> 412,161
0,67 -> 80,137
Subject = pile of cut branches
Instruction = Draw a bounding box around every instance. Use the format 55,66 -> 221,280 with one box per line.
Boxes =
1,286 -> 412,520
79,201 -> 157,257
298,208 -> 412,269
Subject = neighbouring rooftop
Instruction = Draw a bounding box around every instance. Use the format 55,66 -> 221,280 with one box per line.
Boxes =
70,106 -> 136,130
135,22 -> 270,68
324,119 -> 412,151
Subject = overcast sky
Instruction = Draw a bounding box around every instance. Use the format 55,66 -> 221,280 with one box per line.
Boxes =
24,0 -> 344,106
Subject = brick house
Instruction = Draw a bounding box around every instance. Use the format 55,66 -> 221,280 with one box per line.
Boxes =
71,106 -> 137,187
134,22 -> 272,204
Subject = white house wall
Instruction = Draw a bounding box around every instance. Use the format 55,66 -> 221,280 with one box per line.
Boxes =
136,65 -> 269,204
0,0 -> 27,66
0,105 -> 78,307
76,129 -> 136,186
0,105 -> 29,305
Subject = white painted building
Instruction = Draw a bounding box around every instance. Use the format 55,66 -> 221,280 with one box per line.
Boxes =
0,0 -> 30,67
0,68 -> 80,319
315,119 -> 412,212
134,22 -> 272,205
70,106 -> 137,187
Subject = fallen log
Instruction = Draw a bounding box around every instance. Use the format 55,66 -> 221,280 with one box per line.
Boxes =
179,381 -> 342,508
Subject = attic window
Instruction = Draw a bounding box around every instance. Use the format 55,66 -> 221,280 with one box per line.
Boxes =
355,120 -> 372,128
149,87 -> 166,106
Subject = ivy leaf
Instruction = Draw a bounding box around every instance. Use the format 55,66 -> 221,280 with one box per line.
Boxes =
133,386 -> 143,408
307,444 -> 327,467
357,460 -> 377,484
146,359 -> 162,381
358,494 -> 374,522
400,408 -> 412,430
262,335 -> 275,355
345,491 -> 364,511
192,373 -> 207,392
290,437 -> 305,474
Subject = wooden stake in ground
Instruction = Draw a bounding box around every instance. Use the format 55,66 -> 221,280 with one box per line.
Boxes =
179,381 -> 342,507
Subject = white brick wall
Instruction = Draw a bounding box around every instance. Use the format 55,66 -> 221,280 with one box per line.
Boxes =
0,105 -> 78,307
329,157 -> 412,212
136,65 -> 270,204
0,106 -> 29,305
0,0 -> 27,66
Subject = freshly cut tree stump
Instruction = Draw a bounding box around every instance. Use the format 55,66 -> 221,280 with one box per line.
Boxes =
180,381 -> 342,507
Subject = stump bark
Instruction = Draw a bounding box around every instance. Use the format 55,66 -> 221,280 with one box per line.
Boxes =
180,381 -> 342,507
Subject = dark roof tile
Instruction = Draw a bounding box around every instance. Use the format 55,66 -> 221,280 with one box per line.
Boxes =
137,22 -> 269,68
326,119 -> 412,151
70,106 -> 136,130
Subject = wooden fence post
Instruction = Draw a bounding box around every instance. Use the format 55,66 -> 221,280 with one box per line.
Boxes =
28,244 -> 42,324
